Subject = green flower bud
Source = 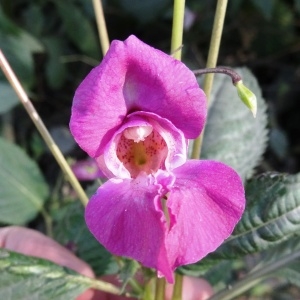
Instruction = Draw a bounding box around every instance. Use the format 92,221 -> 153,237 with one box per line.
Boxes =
235,80 -> 257,118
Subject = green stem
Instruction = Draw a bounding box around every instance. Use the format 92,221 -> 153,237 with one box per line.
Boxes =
208,250 -> 300,300
40,208 -> 53,238
191,0 -> 228,159
172,273 -> 183,300
193,67 -> 242,84
170,0 -> 186,60
1,112 -> 15,143
0,50 -> 89,207
170,1 -> 186,298
92,0 -> 110,56
128,278 -> 144,296
171,0 -> 185,300
60,54 -> 99,66
142,279 -> 154,300
74,275 -> 122,296
155,277 -> 166,300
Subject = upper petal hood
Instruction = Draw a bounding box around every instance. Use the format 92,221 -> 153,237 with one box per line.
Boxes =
70,35 -> 206,158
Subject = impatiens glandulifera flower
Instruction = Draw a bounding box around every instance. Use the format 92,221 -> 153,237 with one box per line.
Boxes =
70,35 -> 246,283
71,158 -> 104,181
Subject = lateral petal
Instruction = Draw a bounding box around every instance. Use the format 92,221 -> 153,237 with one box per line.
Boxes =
85,173 -> 175,282
166,160 -> 246,270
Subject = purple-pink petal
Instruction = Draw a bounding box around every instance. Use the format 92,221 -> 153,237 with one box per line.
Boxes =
121,36 -> 207,138
70,35 -> 206,158
71,158 -> 105,181
165,160 -> 245,270
85,172 -> 176,282
70,50 -> 127,158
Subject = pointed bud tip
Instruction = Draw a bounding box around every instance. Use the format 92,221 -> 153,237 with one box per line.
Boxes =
235,81 -> 257,118
251,103 -> 257,118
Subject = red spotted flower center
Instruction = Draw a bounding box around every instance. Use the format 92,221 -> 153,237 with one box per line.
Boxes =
117,125 -> 168,178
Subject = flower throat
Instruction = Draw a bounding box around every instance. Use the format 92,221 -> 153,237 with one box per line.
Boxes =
117,126 -> 168,178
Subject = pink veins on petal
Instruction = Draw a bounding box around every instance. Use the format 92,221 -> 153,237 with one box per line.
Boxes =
70,35 -> 246,283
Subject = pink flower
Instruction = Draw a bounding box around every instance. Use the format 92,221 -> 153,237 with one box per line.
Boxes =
71,158 -> 104,181
70,35 -> 245,283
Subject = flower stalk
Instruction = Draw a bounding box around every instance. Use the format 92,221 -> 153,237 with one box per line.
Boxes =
0,50 -> 89,207
193,67 -> 257,117
92,0 -> 110,56
193,67 -> 242,84
172,273 -> 183,300
191,0 -> 228,159
170,0 -> 186,297
155,277 -> 166,300
170,0 -> 186,60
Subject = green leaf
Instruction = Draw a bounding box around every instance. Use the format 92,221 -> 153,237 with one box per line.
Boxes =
43,37 -> 67,90
119,259 -> 140,293
204,260 -> 235,286
200,67 -> 268,181
0,81 -> 19,114
252,236 -> 300,285
0,138 -> 49,224
212,173 -> 300,258
0,249 -> 92,299
53,201 -> 118,276
22,4 -> 44,36
279,262 -> 300,288
0,6 -> 20,35
54,0 -> 100,59
201,240 -> 300,300
179,256 -> 225,277
257,236 -> 300,266
0,17 -> 44,88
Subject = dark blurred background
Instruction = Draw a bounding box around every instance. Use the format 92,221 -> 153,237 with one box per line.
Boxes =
0,0 -> 299,176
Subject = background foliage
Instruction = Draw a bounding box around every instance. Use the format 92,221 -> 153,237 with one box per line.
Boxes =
0,0 -> 300,298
